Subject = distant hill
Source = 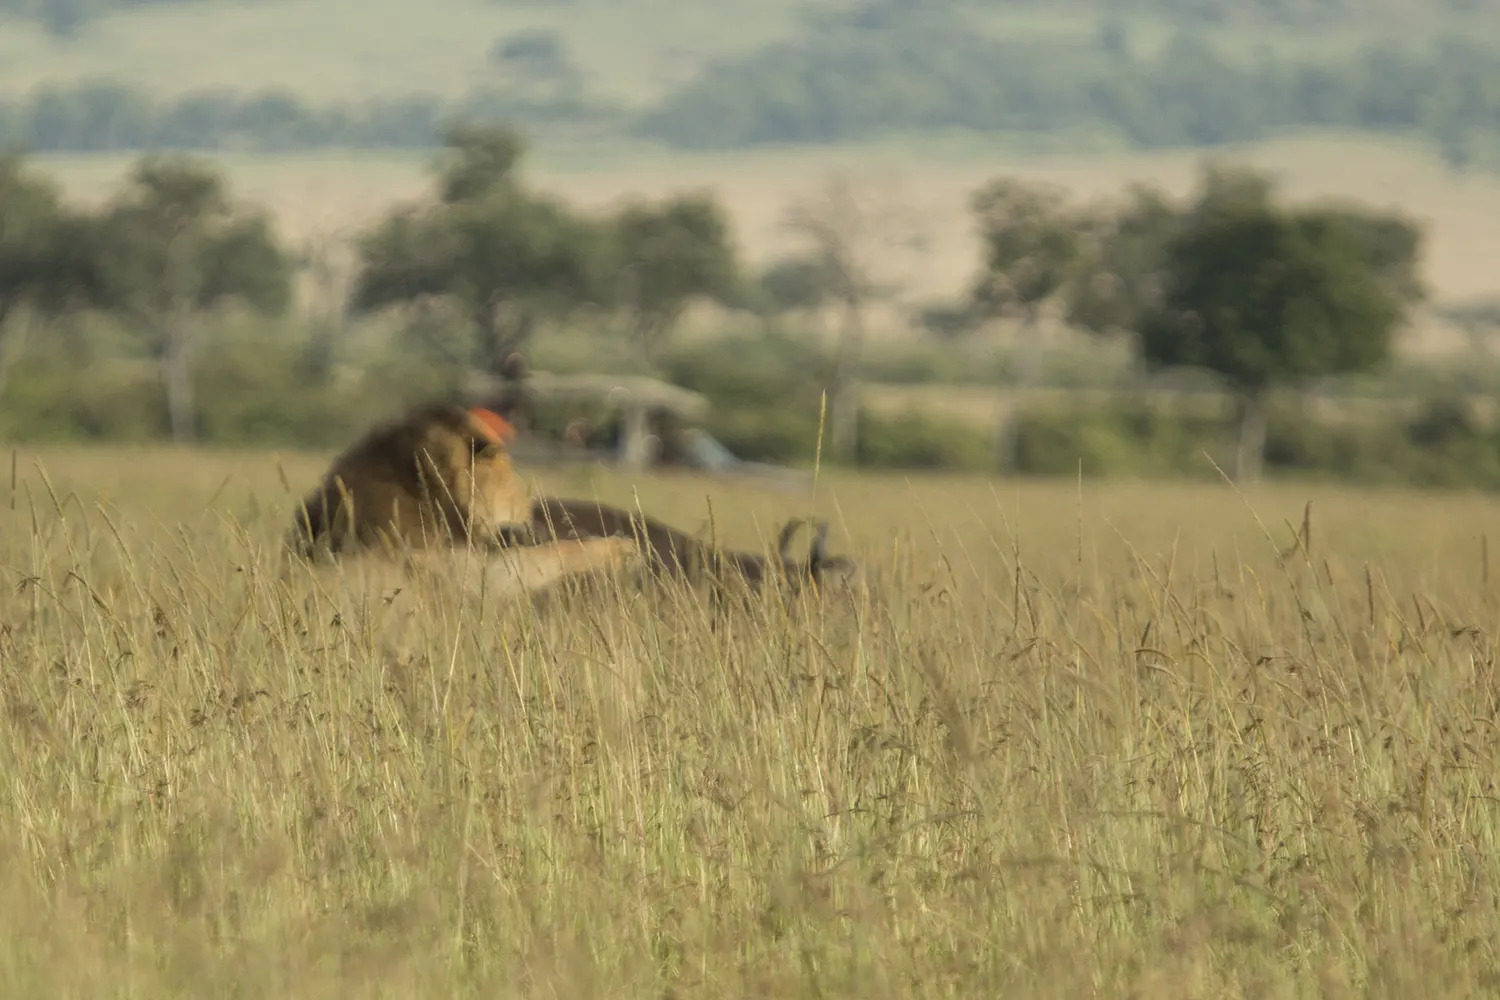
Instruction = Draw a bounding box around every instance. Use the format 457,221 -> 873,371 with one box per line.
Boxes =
0,0 -> 806,105
5,0 -> 1498,46
4,0 -> 1500,164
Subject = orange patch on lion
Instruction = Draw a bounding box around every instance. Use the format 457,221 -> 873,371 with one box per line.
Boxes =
467,406 -> 516,446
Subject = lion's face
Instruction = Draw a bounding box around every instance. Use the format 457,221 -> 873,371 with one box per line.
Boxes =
290,402 -> 540,559
414,405 -> 533,535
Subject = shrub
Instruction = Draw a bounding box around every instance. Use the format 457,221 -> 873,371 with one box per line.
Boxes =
660,331 -> 829,463
0,343 -> 166,443
1010,400 -> 1226,478
856,408 -> 993,472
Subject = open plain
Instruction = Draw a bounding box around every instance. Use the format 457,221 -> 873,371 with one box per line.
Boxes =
0,444 -> 1497,995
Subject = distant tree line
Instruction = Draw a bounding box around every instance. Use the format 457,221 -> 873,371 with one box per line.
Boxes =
0,0 -> 292,38
640,26 -> 1500,167
0,124 -> 741,445
351,123 -> 741,380
6,31 -> 1500,166
7,0 -> 1500,41
1093,0 -> 1500,26
807,0 -> 1500,29
960,164 -> 1426,483
0,121 -> 1431,484
0,81 -> 615,153
0,149 -> 294,442
0,0 -> 554,37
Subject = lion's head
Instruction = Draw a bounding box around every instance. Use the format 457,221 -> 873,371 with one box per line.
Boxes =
289,401 -> 532,558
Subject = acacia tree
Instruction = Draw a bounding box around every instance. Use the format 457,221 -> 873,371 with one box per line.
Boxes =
1063,182 -> 1180,341
0,154 -> 68,327
351,123 -> 610,375
93,155 -> 291,443
755,253 -> 833,326
781,172 -> 923,463
1139,177 -> 1424,483
434,122 -> 527,205
1066,165 -> 1284,340
296,232 -> 355,383
611,192 -> 739,361
967,178 -> 1086,471
0,154 -> 103,394
1062,163 -> 1423,484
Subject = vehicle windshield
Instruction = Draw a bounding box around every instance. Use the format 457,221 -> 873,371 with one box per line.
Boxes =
681,428 -> 737,470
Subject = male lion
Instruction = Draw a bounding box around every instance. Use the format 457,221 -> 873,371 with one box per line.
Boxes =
285,401 -> 637,605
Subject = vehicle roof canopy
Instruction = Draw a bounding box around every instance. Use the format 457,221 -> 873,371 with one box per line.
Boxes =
464,370 -> 710,421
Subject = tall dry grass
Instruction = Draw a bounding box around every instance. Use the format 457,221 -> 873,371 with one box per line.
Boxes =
0,445 -> 1499,996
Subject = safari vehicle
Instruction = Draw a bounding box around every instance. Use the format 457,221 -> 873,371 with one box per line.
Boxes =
463,369 -> 813,493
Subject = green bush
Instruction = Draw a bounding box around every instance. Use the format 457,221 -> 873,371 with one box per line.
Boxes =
705,406 -> 826,465
1263,408 -> 1403,483
856,408 -> 993,472
660,331 -> 829,463
1007,395 -> 1500,487
193,335 -> 358,447
0,326 -> 425,449
8,316 -> 1500,495
1396,398 -> 1500,489
858,343 -> 1006,386
1010,401 -> 1227,478
0,354 -> 166,443
661,331 -> 826,403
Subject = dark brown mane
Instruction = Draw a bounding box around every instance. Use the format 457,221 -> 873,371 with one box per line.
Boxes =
289,402 -> 505,559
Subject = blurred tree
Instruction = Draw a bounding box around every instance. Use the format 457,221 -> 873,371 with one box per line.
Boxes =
296,233 -> 355,384
611,192 -> 739,361
92,155 -> 292,442
1065,163 -> 1287,342
0,153 -> 104,395
0,154 -> 89,323
781,172 -> 923,463
351,182 -> 610,373
1064,182 -> 1180,339
1138,167 -> 1424,483
1296,201 -> 1427,303
754,253 -> 834,323
434,122 -> 527,205
968,177 -> 1086,471
913,298 -> 980,339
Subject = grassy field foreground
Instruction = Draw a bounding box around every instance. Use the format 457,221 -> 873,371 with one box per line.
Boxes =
1,445 -> 1500,995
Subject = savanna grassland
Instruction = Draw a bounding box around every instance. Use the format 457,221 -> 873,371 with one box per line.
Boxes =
3,444 -> 1500,995
7,1 -> 1500,989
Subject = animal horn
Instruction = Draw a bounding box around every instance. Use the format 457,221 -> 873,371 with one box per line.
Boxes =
777,517 -> 810,562
810,520 -> 830,568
